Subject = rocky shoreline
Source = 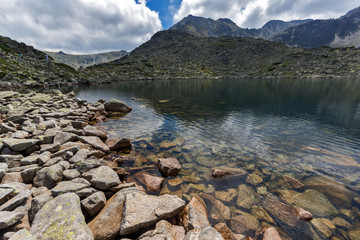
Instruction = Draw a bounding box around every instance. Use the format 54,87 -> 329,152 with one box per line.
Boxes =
0,90 -> 359,240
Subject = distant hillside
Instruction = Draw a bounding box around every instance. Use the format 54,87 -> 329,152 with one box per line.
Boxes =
273,6 -> 360,48
170,15 -> 312,40
83,30 -> 360,80
0,35 -> 86,89
45,50 -> 128,69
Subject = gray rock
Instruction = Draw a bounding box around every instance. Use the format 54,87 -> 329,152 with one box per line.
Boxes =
63,169 -> 81,180
33,163 -> 65,189
38,151 -> 51,166
2,138 -> 40,152
139,220 -> 186,240
120,192 -> 186,235
0,162 -> 7,180
185,226 -> 224,240
11,131 -> 30,139
69,148 -> 89,163
0,155 -> 23,168
20,167 -> 41,184
29,192 -> 53,223
76,188 -> 98,199
42,157 -> 63,167
51,146 -> 79,158
81,191 -> 106,216
0,189 -> 31,211
83,125 -> 107,141
6,164 -> 39,173
0,188 -> 14,205
30,193 -> 94,240
104,99 -> 132,113
51,181 -> 89,197
53,132 -> 77,145
74,156 -> 101,174
0,211 -> 25,230
8,229 -> 35,240
78,136 -> 110,152
0,123 -> 17,133
71,178 -> 91,186
39,143 -> 61,153
82,166 -> 120,190
20,156 -> 40,166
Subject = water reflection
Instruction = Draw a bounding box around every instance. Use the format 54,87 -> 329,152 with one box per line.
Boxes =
68,78 -> 360,240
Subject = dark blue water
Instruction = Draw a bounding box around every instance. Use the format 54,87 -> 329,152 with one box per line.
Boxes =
69,78 -> 360,239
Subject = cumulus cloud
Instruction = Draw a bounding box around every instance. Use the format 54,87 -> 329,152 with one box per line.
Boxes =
174,0 -> 360,28
0,0 -> 162,53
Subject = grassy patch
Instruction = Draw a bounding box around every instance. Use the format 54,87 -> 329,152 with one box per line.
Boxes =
54,62 -> 76,73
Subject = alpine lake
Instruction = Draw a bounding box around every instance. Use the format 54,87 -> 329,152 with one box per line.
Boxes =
66,78 -> 360,240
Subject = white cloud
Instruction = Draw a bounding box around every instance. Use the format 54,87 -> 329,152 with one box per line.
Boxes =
0,0 -> 162,53
174,0 -> 360,28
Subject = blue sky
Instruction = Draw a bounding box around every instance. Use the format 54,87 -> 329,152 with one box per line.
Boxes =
0,0 -> 359,53
145,0 -> 182,29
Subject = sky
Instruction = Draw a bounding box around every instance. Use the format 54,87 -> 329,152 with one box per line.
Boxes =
0,0 -> 358,54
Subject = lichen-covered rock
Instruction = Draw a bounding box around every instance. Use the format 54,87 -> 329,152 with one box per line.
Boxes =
81,191 -> 106,216
0,211 -> 25,230
82,166 -> 120,190
79,136 -> 110,152
8,229 -> 35,240
33,163 -> 65,189
2,138 -> 39,152
104,99 -> 132,113
30,193 -> 94,240
28,192 -> 53,223
120,192 -> 186,235
83,125 -> 107,141
0,188 -> 31,211
50,181 -> 89,197
73,156 -> 101,174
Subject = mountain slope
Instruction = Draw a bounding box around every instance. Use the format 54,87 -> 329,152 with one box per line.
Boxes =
83,30 -> 360,80
45,50 -> 128,70
273,6 -> 360,48
170,15 -> 311,39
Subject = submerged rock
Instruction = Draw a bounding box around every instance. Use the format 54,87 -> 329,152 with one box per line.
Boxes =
30,193 -> 94,240
134,172 -> 164,192
158,158 -> 181,177
106,138 -> 132,151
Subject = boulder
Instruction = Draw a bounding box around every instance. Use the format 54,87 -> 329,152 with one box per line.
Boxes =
79,136 -> 110,153
134,172 -> 164,192
0,188 -> 14,205
33,163 -> 65,189
181,195 -> 209,231
88,187 -> 141,240
73,156 -> 101,174
106,138 -> 132,151
158,158 -> 181,177
30,193 -> 94,240
63,169 -> 81,180
50,181 -> 89,196
53,132 -> 78,145
28,192 -> 53,223
120,192 -> 186,235
20,156 -> 40,166
185,226 -> 224,240
0,163 -> 7,180
0,188 -> 31,211
69,148 -> 89,163
82,166 -> 120,190
263,227 -> 282,240
0,211 -> 25,230
200,193 -> 231,221
8,229 -> 35,240
83,125 -> 107,141
0,155 -> 23,168
104,99 -> 132,113
81,191 -> 106,216
139,220 -> 186,240
2,138 -> 39,152
39,143 -> 61,153
20,166 -> 41,184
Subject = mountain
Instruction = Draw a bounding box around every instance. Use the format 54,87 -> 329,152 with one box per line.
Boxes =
170,15 -> 312,40
83,30 -> 360,80
45,50 -> 128,70
273,6 -> 360,48
0,35 -> 84,89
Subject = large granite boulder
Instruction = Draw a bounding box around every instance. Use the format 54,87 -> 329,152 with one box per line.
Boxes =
8,229 -> 35,240
30,193 -> 94,240
104,99 -> 132,113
